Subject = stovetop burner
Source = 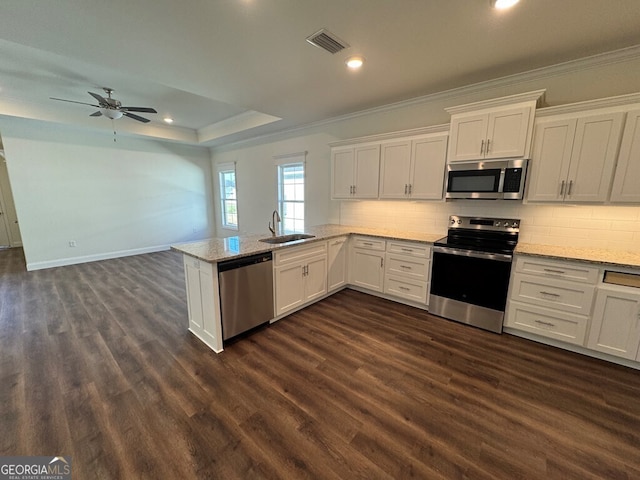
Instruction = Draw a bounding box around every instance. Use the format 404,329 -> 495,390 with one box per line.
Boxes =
434,215 -> 520,255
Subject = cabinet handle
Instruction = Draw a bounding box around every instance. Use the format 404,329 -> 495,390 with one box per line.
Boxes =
568,180 -> 573,196
486,139 -> 490,154
400,265 -> 412,270
401,248 -> 413,252
363,242 -> 373,246
353,185 -> 356,195
399,286 -> 410,291
539,291 -> 560,299
404,184 -> 408,195
560,180 -> 565,196
543,268 -> 566,275
535,319 -> 556,327
408,184 -> 412,195
380,258 -> 384,268
480,139 -> 485,155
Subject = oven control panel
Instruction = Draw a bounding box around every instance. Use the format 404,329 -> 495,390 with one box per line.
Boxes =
449,216 -> 520,232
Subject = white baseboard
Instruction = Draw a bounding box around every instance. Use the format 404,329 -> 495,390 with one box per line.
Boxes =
26,244 -> 172,271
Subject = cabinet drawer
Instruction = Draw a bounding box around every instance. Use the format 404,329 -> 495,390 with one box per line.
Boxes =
505,301 -> 589,346
514,256 -> 599,284
386,241 -> 431,258
352,236 -> 386,251
510,273 -> 595,315
384,275 -> 428,304
385,254 -> 429,281
274,241 -> 327,266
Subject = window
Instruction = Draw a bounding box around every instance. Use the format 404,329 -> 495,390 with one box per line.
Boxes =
277,161 -> 305,233
218,164 -> 237,230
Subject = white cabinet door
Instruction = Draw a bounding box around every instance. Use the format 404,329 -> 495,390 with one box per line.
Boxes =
588,286 -> 640,360
183,255 -> 222,352
379,140 -> 411,198
353,145 -> 381,198
448,112 -> 488,162
565,112 -> 624,202
486,106 -> 531,159
327,237 -> 348,292
274,262 -> 305,316
304,255 -> 328,303
527,118 -> 576,202
350,249 -> 384,292
610,109 -> 640,203
331,148 -> 355,199
410,134 -> 448,200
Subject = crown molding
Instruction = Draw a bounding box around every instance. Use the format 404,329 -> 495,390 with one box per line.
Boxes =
444,90 -> 546,115
535,92 -> 640,117
328,124 -> 449,148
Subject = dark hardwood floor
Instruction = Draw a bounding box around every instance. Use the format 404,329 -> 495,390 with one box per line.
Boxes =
1,247 -> 639,479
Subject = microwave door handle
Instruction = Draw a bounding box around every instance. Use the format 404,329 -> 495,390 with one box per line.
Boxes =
498,169 -> 505,194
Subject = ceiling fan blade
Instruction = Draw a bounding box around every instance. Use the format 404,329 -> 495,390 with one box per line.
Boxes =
120,106 -> 158,113
50,97 -> 100,107
89,111 -> 102,117
88,91 -> 107,105
123,111 -> 151,123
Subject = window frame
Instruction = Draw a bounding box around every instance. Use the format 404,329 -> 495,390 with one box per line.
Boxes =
217,162 -> 238,231
275,152 -> 306,234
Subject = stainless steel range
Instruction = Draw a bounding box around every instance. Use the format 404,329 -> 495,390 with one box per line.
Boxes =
429,215 -> 520,333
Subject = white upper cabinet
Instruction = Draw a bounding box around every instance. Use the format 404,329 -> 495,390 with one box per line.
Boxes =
379,133 -> 448,200
527,111 -> 624,202
445,90 -> 544,163
610,109 -> 640,203
448,106 -> 532,162
331,144 -> 380,199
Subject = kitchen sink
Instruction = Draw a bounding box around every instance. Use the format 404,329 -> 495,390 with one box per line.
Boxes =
259,233 -> 316,244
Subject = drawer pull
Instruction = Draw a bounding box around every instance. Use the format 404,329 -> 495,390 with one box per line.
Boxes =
399,286 -> 411,291
539,291 -> 560,298
543,268 -> 566,275
363,242 -> 373,246
534,319 -> 556,327
400,265 -> 412,269
401,248 -> 414,252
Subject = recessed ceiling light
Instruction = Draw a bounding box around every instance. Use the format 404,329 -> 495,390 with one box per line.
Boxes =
345,55 -> 365,70
491,0 -> 520,9
163,117 -> 174,124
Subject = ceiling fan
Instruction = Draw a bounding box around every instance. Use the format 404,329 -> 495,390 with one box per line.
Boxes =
50,88 -> 158,123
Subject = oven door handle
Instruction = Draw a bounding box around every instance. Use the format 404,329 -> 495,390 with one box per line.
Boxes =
433,245 -> 512,262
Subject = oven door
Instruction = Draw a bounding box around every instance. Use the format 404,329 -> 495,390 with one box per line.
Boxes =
429,246 -> 512,333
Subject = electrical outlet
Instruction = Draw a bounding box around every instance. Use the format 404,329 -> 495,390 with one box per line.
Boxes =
69,241 -> 77,247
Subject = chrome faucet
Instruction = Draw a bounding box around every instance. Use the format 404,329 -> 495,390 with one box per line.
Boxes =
268,209 -> 281,236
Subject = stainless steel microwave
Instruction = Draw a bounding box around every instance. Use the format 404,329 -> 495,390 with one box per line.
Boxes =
445,159 -> 528,200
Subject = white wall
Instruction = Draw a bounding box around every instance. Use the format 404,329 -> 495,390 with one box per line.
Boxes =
212,48 -> 640,249
0,118 -> 215,270
212,132 -> 336,237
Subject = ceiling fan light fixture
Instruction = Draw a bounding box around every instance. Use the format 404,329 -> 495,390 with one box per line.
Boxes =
345,55 -> 365,70
100,108 -> 123,120
491,0 -> 520,9
163,117 -> 174,124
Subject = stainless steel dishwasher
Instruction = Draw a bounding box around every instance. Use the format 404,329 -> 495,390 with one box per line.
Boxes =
217,252 -> 274,340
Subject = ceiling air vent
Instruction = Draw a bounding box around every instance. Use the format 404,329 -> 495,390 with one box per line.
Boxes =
306,28 -> 349,54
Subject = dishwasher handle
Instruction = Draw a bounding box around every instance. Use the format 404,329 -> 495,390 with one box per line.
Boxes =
217,252 -> 273,272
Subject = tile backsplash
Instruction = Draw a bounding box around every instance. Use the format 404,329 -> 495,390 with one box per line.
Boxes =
339,201 -> 640,252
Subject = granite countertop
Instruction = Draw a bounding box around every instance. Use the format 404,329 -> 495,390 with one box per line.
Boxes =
515,243 -> 640,269
171,224 -> 443,263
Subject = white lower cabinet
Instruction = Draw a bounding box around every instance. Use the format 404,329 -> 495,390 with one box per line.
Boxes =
587,284 -> 640,360
183,254 -> 223,352
350,236 -> 385,293
274,242 -> 328,316
327,236 -> 348,292
383,241 -> 431,304
505,256 -> 598,346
